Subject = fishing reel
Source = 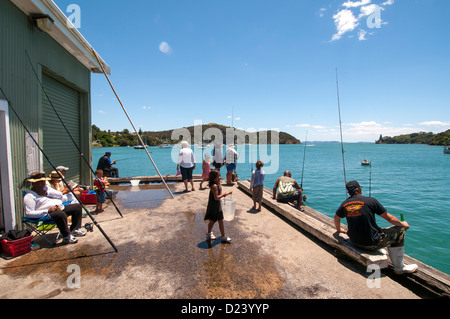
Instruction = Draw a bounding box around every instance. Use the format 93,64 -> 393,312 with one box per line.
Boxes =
84,223 -> 94,232
303,194 -> 309,204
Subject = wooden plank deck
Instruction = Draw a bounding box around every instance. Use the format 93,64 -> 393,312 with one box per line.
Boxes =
107,174 -> 204,185
237,180 -> 389,269
237,180 -> 450,298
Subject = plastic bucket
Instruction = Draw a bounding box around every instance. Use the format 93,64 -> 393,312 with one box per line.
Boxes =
221,198 -> 236,221
130,180 -> 140,187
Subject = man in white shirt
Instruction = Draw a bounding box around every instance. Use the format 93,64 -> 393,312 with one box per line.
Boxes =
177,141 -> 196,192
225,144 -> 238,185
23,172 -> 86,244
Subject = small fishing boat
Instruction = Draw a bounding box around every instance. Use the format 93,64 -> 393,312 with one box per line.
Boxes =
159,143 -> 171,148
444,146 -> 450,154
361,159 -> 371,166
134,144 -> 149,149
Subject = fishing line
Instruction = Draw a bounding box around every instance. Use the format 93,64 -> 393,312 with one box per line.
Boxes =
336,68 -> 347,197
0,86 -> 118,252
91,49 -> 174,199
24,50 -> 123,218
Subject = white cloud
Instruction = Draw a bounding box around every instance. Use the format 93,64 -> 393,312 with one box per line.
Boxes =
358,29 -> 368,40
419,121 -> 450,127
319,8 -> 327,17
342,0 -> 371,8
159,41 -> 172,55
331,9 -> 359,41
330,0 -> 394,41
98,110 -> 106,114
142,106 -> 151,110
359,4 -> 379,18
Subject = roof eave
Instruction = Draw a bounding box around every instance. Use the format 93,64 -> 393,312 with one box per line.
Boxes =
10,0 -> 111,75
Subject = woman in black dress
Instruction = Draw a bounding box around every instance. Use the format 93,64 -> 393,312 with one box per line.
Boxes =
204,170 -> 233,243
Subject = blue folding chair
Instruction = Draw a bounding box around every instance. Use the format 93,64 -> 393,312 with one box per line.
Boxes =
22,214 -> 61,246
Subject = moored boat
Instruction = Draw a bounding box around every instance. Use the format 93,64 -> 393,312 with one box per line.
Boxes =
444,146 -> 450,154
361,159 -> 371,166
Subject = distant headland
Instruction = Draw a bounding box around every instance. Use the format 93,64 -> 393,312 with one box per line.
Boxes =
92,123 -> 301,147
375,129 -> 450,146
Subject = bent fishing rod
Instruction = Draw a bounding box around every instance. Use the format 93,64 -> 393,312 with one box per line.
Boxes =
0,86 -> 118,252
91,49 -> 174,199
336,68 -> 348,198
24,50 -> 123,218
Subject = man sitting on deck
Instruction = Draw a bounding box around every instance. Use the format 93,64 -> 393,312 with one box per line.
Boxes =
272,170 -> 304,211
334,180 -> 418,275
97,151 -> 119,177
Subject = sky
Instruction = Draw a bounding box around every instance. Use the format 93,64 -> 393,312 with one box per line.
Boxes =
53,0 -> 450,142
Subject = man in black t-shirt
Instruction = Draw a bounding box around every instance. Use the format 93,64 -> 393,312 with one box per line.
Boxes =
334,180 -> 418,275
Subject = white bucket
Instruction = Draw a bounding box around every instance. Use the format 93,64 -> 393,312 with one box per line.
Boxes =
130,180 -> 140,187
221,198 -> 237,221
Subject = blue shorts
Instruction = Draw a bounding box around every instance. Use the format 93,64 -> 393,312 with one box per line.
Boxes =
96,191 -> 106,204
226,163 -> 236,171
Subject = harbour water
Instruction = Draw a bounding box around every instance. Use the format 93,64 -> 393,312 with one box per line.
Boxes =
93,143 -> 450,275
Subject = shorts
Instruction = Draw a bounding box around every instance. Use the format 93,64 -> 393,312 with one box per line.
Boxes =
277,190 -> 301,203
354,226 -> 406,251
226,163 -> 236,171
180,166 -> 193,180
213,161 -> 223,169
96,191 -> 106,204
252,185 -> 264,202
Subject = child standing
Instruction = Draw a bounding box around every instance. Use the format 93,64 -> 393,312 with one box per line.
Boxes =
204,170 -> 233,243
199,153 -> 211,189
94,169 -> 107,213
250,160 -> 265,212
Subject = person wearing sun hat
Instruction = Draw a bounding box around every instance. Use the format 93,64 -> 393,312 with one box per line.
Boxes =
23,172 -> 86,244
334,180 -> 418,275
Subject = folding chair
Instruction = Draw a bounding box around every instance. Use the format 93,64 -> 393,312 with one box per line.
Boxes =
22,215 -> 61,246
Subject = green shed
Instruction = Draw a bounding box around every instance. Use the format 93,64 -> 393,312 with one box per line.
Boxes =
0,0 -> 110,231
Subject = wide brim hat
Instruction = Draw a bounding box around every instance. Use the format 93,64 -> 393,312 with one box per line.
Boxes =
26,172 -> 51,183
49,171 -> 62,181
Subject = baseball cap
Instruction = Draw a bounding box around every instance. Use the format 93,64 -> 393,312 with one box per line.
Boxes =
346,180 -> 362,191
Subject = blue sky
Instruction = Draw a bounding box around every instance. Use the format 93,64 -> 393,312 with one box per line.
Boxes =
54,0 -> 450,142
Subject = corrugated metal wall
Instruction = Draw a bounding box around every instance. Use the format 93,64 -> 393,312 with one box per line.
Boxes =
0,0 -> 93,229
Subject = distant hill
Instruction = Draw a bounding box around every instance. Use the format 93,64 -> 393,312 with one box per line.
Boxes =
375,130 -> 450,146
92,123 -> 300,147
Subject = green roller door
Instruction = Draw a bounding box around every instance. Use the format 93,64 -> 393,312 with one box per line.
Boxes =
42,74 -> 81,183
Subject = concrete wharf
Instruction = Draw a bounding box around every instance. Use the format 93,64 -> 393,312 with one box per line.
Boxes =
0,176 -> 448,301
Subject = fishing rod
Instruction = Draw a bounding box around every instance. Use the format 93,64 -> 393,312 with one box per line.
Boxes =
300,131 -> 308,189
300,131 -> 310,204
369,162 -> 372,197
91,49 -> 174,199
0,86 -> 118,252
335,68 -> 347,197
24,50 -> 123,218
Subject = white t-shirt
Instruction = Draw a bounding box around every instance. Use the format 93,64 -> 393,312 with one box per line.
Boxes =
177,148 -> 195,168
226,147 -> 238,164
23,187 -> 73,218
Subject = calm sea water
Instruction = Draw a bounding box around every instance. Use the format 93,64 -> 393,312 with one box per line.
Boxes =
93,143 -> 450,275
